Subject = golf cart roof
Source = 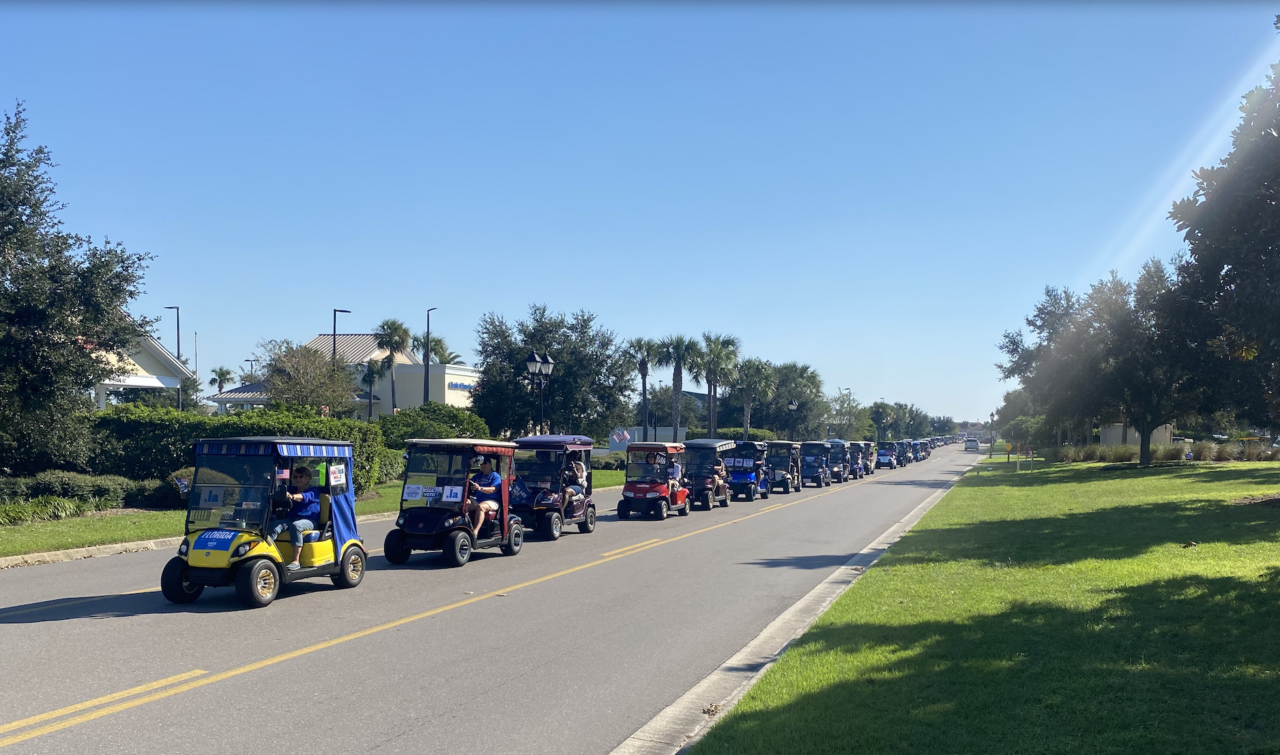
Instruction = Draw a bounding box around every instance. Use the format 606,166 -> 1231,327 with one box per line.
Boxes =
826,438 -> 850,446
514,434 -> 595,451
194,437 -> 353,458
405,438 -> 517,455
733,441 -> 768,452
800,440 -> 832,449
626,442 -> 685,453
766,441 -> 800,449
684,438 -> 737,451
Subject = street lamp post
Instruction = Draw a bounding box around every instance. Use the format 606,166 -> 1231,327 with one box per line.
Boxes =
787,399 -> 799,441
423,307 -> 437,405
989,411 -> 996,458
164,306 -> 181,410
244,359 -> 258,379
524,352 -> 556,433
638,352 -> 649,442
332,309 -> 350,361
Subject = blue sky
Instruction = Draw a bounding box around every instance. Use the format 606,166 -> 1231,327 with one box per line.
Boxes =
4,3 -> 1277,422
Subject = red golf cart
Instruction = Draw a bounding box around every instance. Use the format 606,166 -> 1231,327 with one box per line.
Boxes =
618,442 -> 689,520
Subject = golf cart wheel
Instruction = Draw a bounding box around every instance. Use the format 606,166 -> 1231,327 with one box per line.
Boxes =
331,546 -> 366,589
383,529 -> 411,565
676,500 -> 689,516
577,506 -> 597,533
746,485 -> 756,502
781,480 -> 790,494
235,558 -> 280,609
701,492 -> 712,510
161,557 -> 203,604
442,530 -> 472,568
720,495 -> 730,507
762,483 -> 771,499
502,521 -> 524,556
617,502 -> 631,520
541,511 -> 563,541
656,499 -> 669,520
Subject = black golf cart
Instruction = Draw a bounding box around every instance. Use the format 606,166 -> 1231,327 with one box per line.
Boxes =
511,434 -> 597,540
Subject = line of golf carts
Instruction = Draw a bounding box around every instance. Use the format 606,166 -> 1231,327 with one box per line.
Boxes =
160,432 -> 888,609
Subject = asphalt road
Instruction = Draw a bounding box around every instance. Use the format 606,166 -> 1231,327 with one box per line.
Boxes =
0,446 -> 979,754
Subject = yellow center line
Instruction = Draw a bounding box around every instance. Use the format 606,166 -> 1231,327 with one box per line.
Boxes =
0,670 -> 206,737
601,538 -> 661,557
2,465 -> 912,749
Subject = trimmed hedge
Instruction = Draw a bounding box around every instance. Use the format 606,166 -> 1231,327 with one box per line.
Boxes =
378,404 -> 490,449
0,472 -> 179,510
90,405 -> 385,494
0,496 -> 125,526
590,451 -> 627,471
377,447 -> 406,485
685,427 -> 778,442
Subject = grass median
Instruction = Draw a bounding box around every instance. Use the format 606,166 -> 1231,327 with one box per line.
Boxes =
693,458 -> 1280,754
0,481 -> 406,559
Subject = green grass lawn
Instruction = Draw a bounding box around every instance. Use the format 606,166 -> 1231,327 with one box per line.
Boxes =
693,459 -> 1280,755
592,469 -> 623,489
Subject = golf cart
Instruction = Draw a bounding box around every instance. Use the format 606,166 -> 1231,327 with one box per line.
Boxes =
800,441 -> 833,487
512,434 -> 597,540
685,438 -> 736,508
383,439 -> 523,568
766,441 -> 802,493
619,441 -> 689,519
161,437 -> 367,609
826,439 -> 856,482
859,441 -> 876,475
725,440 -> 771,501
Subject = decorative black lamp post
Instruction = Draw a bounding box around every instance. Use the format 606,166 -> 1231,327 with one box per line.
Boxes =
524,351 -> 556,432
787,399 -> 799,441
637,352 -> 649,442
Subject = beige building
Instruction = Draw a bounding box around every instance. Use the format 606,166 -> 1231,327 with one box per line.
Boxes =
93,334 -> 195,409
1100,423 -> 1174,446
302,334 -> 478,418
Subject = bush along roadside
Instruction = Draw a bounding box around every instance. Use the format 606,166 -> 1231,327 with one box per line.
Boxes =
0,495 -> 128,526
0,471 -> 179,511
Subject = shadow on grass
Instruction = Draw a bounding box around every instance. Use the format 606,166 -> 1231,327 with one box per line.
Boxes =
966,460 -> 1280,490
695,570 -> 1280,755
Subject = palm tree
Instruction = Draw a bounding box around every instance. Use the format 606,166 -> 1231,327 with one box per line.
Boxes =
208,366 -> 235,394
360,358 -> 388,421
375,318 -> 411,411
734,358 -> 776,440
411,331 -> 465,406
655,335 -> 702,440
690,332 -> 740,438
626,337 -> 663,441
869,402 -> 896,441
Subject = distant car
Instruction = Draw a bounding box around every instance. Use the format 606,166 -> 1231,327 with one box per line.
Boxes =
964,438 -> 980,451
875,450 -> 897,469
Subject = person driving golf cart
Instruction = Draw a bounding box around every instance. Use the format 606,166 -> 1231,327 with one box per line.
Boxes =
467,457 -> 502,538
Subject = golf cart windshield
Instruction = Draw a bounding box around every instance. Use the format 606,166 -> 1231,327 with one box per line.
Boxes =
800,445 -> 827,461
514,449 -> 564,492
685,447 -> 720,477
402,450 -> 472,511
188,455 -> 275,532
829,448 -> 848,462
626,451 -> 667,483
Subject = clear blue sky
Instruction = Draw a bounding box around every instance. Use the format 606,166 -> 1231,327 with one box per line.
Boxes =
4,3 -> 1277,422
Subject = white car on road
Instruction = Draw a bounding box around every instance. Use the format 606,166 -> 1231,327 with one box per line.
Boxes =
964,438 -> 981,451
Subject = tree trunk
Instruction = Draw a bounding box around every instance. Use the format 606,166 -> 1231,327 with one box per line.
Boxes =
390,364 -> 397,410
1138,423 -> 1153,466
641,374 -> 649,442
672,361 -> 683,441
707,380 -> 716,438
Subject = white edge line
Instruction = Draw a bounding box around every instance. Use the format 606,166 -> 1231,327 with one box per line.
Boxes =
609,454 -> 981,755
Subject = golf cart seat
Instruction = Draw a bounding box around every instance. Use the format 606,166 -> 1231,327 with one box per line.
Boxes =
297,494 -> 334,544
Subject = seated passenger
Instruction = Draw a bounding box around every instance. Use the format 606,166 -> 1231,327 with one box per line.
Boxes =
668,457 -> 682,493
466,458 -> 502,538
268,466 -> 320,572
563,451 -> 587,502
712,457 -> 727,497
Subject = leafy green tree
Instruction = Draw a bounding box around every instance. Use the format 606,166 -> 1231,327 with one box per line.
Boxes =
827,389 -> 873,440
689,333 -> 740,437
655,335 -> 702,438
471,305 -> 635,439
733,358 -> 777,440
375,318 -> 411,411
378,403 -> 490,448
262,340 -> 358,417
0,103 -> 153,473
758,362 -> 825,440
625,337 -> 663,441
869,402 -> 896,441
634,385 -> 705,429
929,415 -> 958,436
208,366 -> 235,393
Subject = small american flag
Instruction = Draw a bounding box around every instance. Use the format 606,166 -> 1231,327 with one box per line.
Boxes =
611,428 -> 631,443
276,468 -> 291,480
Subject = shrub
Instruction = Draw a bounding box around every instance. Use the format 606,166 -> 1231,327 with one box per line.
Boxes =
590,451 -> 627,470
1100,445 -> 1138,463
377,447 -> 406,485
1214,443 -> 1241,462
685,427 -> 777,442
378,404 -> 490,449
1243,442 -> 1264,462
1154,444 -> 1187,462
1080,445 -> 1101,462
1190,441 -> 1216,461
0,495 -> 120,527
90,405 -> 385,494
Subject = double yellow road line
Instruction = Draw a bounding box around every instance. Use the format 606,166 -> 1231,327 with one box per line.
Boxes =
0,466 -> 907,750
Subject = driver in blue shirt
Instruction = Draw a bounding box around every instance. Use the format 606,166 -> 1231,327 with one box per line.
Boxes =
268,467 -> 320,572
467,457 -> 502,537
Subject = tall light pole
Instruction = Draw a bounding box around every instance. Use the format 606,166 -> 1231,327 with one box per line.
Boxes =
787,399 -> 799,442
637,352 -> 649,442
989,411 -> 996,458
244,359 -> 258,383
164,306 -> 181,410
524,351 -> 556,433
332,309 -> 350,361
423,307 -> 437,405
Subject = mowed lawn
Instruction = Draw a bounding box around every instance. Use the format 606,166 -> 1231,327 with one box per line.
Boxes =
693,460 -> 1280,755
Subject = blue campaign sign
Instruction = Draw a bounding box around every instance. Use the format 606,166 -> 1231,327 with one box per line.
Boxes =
193,529 -> 237,551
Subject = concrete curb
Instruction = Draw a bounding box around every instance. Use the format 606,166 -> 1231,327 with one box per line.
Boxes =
609,455 -> 978,755
0,510 -> 403,571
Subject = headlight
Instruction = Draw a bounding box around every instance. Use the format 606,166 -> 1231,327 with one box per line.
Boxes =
177,540 -> 189,556
623,491 -> 634,498
396,516 -> 405,527
646,492 -> 659,498
232,542 -> 256,558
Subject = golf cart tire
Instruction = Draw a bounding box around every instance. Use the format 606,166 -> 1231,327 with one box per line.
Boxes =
762,483 -> 771,499
161,556 -> 203,604
746,485 -> 756,502
656,499 -> 668,520
235,558 -> 280,609
383,529 -> 411,565
502,521 -> 524,556
331,546 -> 366,589
541,511 -> 563,541
617,502 -> 631,520
676,501 -> 689,516
781,480 -> 790,494
577,506 -> 597,533
442,530 -> 472,568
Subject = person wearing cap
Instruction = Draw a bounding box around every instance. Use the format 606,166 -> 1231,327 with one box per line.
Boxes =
268,466 -> 320,572
467,457 -> 502,537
